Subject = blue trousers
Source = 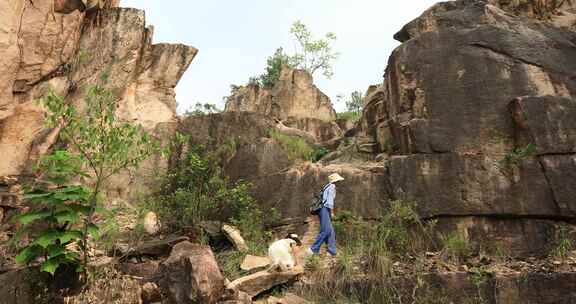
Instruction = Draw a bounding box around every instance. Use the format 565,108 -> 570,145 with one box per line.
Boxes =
311,207 -> 336,255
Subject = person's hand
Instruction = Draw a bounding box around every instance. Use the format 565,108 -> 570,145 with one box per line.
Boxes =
331,209 -> 335,218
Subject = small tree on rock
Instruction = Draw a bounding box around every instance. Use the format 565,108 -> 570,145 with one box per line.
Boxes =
289,20 -> 339,79
259,47 -> 297,89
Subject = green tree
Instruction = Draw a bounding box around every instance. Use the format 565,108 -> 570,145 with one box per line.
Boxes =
16,85 -> 157,276
345,91 -> 364,115
259,47 -> 297,88
186,102 -> 221,116
336,91 -> 364,121
289,20 -> 339,78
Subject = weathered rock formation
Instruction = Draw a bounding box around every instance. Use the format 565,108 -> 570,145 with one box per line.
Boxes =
179,0 -> 576,261
225,67 -> 337,122
358,0 -> 576,257
0,2 -> 196,203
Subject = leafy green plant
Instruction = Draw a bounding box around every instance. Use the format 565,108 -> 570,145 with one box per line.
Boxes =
19,85 -> 157,276
149,141 -> 271,248
552,224 -> 574,260
499,143 -> 536,167
336,91 -> 364,122
310,147 -> 330,163
376,200 -> 425,256
269,129 -> 314,161
148,145 -> 229,231
440,232 -> 470,264
469,266 -> 491,303
14,151 -> 92,275
258,47 -> 298,89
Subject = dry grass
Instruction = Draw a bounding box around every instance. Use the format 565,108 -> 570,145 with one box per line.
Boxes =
63,267 -> 142,304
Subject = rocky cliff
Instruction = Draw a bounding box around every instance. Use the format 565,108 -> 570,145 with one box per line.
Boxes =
356,0 -> 576,257
0,1 -> 196,202
180,0 -> 576,259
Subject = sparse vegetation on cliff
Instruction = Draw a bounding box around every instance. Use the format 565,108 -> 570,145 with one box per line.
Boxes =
269,129 -> 315,162
259,48 -> 298,89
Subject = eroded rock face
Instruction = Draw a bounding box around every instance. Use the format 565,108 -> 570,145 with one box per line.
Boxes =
0,4 -> 196,203
0,0 -> 84,176
225,67 -> 337,122
250,163 -> 389,220
355,0 -> 576,257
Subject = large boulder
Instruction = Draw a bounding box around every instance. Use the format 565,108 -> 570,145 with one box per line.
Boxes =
335,271 -> 576,304
387,153 -> 557,218
179,112 -> 274,152
159,241 -> 225,304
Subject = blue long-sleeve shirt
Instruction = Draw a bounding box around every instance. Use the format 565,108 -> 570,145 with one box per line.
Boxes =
322,183 -> 336,209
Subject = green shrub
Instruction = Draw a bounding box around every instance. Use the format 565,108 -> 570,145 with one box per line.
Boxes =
499,143 -> 536,167
14,151 -> 92,275
552,224 -> 574,260
269,129 -> 314,161
310,147 -> 330,162
147,140 -> 274,252
376,200 -> 431,257
440,232 -> 470,264
147,146 -> 228,231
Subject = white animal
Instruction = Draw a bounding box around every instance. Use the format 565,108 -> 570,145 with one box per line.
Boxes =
268,234 -> 302,272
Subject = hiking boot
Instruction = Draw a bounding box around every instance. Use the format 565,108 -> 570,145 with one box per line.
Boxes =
305,248 -> 315,256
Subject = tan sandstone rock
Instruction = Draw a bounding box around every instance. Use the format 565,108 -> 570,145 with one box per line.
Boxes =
159,241 -> 225,304
227,268 -> 303,299
222,224 -> 249,252
225,67 -> 337,122
241,255 -> 271,272
0,4 -> 196,203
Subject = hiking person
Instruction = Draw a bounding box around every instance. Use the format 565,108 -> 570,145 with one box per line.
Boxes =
307,173 -> 344,257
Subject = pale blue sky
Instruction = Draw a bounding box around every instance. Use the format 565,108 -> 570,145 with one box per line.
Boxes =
121,1 -> 439,113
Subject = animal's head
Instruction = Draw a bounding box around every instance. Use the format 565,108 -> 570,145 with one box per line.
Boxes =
286,233 -> 302,247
